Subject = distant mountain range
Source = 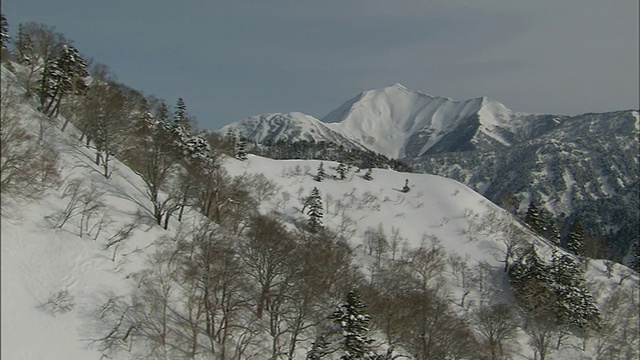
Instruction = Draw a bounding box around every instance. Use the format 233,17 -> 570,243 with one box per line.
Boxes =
220,84 -> 639,261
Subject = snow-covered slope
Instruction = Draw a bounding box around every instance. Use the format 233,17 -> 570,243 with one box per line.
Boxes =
2,65 -> 638,359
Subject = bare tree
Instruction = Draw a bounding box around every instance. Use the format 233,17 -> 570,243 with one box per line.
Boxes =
591,286 -> 640,359
122,117 -> 181,227
1,85 -> 59,203
471,303 -> 519,360
525,313 -> 557,360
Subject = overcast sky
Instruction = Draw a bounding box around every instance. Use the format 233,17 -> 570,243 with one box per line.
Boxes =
3,0 -> 639,130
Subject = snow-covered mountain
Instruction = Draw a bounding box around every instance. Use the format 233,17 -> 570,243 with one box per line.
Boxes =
220,85 -> 638,261
219,112 -> 366,150
222,84 -> 561,159
323,83 -> 527,158
3,62 -> 639,359
411,109 -> 640,259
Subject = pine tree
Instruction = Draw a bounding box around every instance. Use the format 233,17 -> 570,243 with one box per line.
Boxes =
307,187 -> 324,232
236,135 -> 248,160
329,291 -> 375,360
38,44 -> 89,116
630,240 -> 639,273
174,97 -> 188,129
566,220 -> 585,256
307,334 -> 330,360
401,179 -> 410,193
524,202 -> 545,235
363,168 -> 373,181
544,218 -> 561,246
548,251 -> 600,328
156,102 -> 170,123
16,23 -> 33,64
315,162 -> 325,182
1,14 -> 9,49
336,163 -> 348,180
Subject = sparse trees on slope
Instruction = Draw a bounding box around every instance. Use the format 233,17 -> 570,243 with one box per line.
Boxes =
81,81 -> 136,178
0,85 -> 60,202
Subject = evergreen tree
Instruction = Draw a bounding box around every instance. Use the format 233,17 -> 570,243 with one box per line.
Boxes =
630,240 -> 639,273
307,187 -> 324,231
224,128 -> 237,154
401,179 -> 410,193
174,97 -> 188,130
38,44 -> 89,116
548,251 -> 600,328
524,202 -> 545,235
566,220 -> 585,256
509,247 -> 600,330
307,334 -> 330,360
236,135 -> 248,160
363,168 -> 373,181
156,102 -> 170,123
16,23 -> 33,64
544,218 -> 561,246
1,14 -> 9,49
336,163 -> 348,180
315,162 -> 325,182
329,291 -> 375,360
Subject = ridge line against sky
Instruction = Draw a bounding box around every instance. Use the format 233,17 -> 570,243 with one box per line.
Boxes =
3,0 -> 639,130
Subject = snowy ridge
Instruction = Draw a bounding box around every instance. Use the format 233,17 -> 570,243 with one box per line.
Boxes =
221,83 -> 540,159
323,84 -> 487,158
219,112 -> 366,150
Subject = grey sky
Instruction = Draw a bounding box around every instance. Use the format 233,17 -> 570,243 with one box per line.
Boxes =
3,0 -> 638,130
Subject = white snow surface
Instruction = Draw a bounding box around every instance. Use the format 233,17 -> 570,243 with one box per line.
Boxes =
2,66 -> 638,359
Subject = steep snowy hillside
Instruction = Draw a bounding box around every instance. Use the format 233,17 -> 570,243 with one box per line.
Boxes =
3,64 -> 638,359
219,112 -> 365,150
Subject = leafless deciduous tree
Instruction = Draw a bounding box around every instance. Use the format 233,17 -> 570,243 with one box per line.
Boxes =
525,312 -> 558,360
471,303 -> 519,360
122,117 -> 181,227
78,80 -> 137,178
590,286 -> 639,359
1,85 -> 59,204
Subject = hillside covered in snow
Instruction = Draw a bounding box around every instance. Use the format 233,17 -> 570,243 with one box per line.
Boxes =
2,56 -> 639,360
221,84 -> 639,263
